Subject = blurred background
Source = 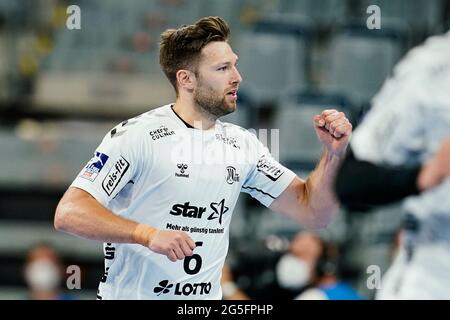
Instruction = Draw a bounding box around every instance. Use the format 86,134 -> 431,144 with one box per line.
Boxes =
0,0 -> 449,300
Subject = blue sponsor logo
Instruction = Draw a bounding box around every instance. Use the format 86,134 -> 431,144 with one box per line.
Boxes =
81,152 -> 109,181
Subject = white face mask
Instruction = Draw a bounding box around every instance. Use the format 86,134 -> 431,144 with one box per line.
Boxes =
25,260 -> 61,292
276,253 -> 311,289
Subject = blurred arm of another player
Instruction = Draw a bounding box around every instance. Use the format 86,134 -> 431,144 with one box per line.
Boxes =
270,109 -> 352,229
335,138 -> 450,208
54,187 -> 196,262
417,138 -> 450,191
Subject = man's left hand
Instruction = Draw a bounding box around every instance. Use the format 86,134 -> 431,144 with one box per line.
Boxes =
313,109 -> 352,157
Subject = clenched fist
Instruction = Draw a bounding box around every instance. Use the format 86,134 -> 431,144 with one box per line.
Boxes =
313,109 -> 352,157
133,224 -> 196,262
149,230 -> 196,262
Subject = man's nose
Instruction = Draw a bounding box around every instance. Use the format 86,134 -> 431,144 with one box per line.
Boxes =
231,67 -> 242,85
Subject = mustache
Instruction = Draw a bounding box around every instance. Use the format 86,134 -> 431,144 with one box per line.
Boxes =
225,87 -> 239,93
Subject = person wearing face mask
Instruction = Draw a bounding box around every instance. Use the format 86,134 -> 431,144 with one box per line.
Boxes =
23,244 -> 75,300
276,232 -> 364,300
220,263 -> 250,300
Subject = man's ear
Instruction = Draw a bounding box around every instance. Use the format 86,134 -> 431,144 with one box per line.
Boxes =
176,69 -> 196,92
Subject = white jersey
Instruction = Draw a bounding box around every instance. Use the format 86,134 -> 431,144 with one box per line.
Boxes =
71,104 -> 296,300
351,30 -> 450,219
350,31 -> 450,299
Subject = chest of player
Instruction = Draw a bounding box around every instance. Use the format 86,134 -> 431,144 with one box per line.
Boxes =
147,130 -> 247,194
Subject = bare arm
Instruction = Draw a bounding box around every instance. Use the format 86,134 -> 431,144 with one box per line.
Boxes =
270,109 -> 352,229
270,150 -> 342,229
54,187 -> 141,242
54,187 -> 195,261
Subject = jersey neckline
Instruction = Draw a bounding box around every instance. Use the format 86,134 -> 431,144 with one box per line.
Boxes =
166,104 -> 221,133
170,105 -> 196,129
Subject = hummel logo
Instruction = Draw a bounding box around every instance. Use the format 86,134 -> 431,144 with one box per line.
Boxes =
178,163 -> 188,173
175,163 -> 189,178
208,199 -> 229,225
153,280 -> 173,296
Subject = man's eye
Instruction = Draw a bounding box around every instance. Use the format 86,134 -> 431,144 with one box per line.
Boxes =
218,66 -> 227,71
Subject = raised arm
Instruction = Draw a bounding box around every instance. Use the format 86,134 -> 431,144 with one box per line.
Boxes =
54,187 -> 195,261
270,110 -> 352,229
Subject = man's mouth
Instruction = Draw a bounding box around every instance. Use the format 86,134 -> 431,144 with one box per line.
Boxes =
226,89 -> 238,98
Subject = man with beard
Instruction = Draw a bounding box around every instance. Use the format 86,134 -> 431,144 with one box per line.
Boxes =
54,16 -> 352,300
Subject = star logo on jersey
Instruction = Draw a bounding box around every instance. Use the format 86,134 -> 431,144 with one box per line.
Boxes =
208,199 -> 229,225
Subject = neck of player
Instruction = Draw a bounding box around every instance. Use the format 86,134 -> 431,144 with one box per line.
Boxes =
173,99 -> 216,130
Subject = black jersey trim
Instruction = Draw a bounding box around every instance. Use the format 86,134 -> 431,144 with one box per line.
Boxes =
171,105 -> 196,129
242,185 -> 276,199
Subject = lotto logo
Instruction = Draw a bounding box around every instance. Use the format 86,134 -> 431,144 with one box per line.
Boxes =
153,280 -> 212,296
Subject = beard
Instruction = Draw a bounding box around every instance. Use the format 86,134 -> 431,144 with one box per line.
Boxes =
193,81 -> 236,120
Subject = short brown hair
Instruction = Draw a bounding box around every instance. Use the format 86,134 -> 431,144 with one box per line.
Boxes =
159,16 -> 230,94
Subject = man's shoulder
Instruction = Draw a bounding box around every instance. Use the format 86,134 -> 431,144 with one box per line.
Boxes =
135,104 -> 174,126
112,105 -> 177,137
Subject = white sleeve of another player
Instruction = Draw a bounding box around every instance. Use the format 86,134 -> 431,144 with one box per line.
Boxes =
70,123 -> 143,207
351,77 -> 426,165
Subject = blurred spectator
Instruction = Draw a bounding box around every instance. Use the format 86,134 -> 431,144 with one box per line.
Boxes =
143,11 -> 168,29
275,232 -> 364,300
109,56 -> 136,74
220,263 -> 250,300
23,243 -> 75,300
130,32 -> 155,53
